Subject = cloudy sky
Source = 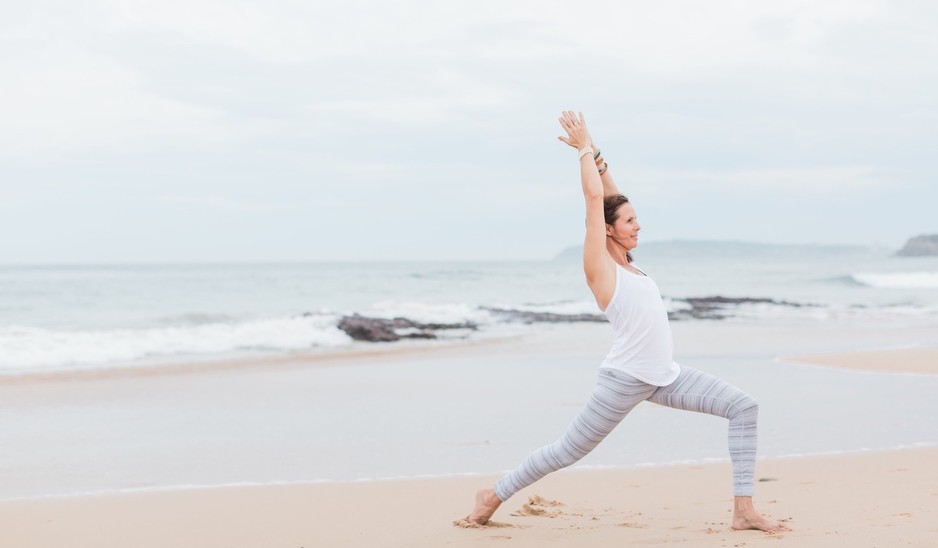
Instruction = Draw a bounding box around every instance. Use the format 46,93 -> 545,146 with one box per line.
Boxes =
2,0 -> 936,262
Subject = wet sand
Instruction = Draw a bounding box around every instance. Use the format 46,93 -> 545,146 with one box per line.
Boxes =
2,321 -> 937,546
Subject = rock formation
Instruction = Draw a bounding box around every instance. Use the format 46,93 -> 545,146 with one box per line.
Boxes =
896,234 -> 938,256
337,314 -> 475,342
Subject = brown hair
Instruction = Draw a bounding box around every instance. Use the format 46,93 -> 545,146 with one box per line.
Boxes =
603,194 -> 634,263
603,194 -> 630,225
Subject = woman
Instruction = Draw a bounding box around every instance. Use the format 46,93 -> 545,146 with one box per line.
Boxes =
466,112 -> 787,532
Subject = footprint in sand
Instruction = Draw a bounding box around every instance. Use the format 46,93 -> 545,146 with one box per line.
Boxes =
452,517 -> 521,529
528,495 -> 564,507
614,511 -> 647,529
509,495 -> 567,518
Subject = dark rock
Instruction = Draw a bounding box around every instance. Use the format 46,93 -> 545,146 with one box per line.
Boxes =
337,314 -> 476,342
896,234 -> 938,256
483,307 -> 606,324
338,315 -> 401,342
669,296 -> 808,321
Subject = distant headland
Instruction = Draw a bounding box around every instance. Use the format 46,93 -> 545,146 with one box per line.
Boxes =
896,234 -> 938,256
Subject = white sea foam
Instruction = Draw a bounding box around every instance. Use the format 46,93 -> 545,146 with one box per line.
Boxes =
731,300 -> 938,322
851,271 -> 938,289
0,315 -> 351,371
362,300 -> 496,325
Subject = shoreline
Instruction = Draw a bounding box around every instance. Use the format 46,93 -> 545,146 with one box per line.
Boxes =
0,330 -> 531,385
4,443 -> 935,504
3,447 -> 936,547
4,318 -> 938,384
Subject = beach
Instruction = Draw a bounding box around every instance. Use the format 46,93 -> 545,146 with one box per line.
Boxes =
6,0 -> 938,545
2,319 -> 936,546
3,448 -> 935,547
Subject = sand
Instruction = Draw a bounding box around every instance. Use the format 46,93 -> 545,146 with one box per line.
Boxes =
1,448 -> 936,547
783,347 -> 938,374
3,321 -> 937,547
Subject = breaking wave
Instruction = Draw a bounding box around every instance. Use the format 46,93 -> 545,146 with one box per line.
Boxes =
849,272 -> 938,289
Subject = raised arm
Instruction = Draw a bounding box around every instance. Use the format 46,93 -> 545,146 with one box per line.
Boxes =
564,117 -> 622,197
557,111 -> 617,310
593,148 -> 621,197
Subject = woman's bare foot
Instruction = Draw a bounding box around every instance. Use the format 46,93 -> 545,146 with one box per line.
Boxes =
468,488 -> 502,525
732,496 -> 789,532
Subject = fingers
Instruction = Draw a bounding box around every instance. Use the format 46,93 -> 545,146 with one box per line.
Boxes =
559,111 -> 578,128
558,111 -> 587,129
558,110 -> 588,148
558,112 -> 578,139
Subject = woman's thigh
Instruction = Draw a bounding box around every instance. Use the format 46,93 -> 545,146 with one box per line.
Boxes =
646,365 -> 755,418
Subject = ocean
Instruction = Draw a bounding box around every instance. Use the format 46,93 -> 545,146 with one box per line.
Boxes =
2,241 -> 938,374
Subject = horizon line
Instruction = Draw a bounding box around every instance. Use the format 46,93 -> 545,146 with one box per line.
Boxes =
0,238 -> 918,267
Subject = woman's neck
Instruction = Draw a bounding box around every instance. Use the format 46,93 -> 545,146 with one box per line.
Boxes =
605,238 -> 632,266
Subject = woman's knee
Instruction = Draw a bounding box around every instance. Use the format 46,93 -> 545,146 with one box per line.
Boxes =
733,394 -> 759,418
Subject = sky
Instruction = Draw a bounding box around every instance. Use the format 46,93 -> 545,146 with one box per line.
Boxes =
1,0 -> 936,262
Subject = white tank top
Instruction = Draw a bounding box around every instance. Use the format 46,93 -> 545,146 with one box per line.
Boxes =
599,263 -> 680,386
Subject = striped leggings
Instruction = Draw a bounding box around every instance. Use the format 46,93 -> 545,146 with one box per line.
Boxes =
493,365 -> 759,501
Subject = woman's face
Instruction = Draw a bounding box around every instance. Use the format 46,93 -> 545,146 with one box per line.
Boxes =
607,203 -> 641,250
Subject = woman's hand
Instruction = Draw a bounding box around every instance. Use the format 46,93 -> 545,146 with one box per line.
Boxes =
557,111 -> 593,150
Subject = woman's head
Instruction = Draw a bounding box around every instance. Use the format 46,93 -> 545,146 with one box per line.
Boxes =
603,194 -> 631,226
603,194 -> 640,261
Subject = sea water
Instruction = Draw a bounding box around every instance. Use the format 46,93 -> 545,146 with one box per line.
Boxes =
1,242 -> 938,373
